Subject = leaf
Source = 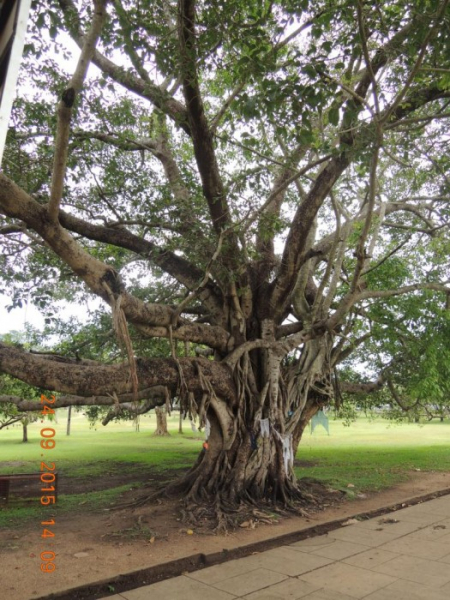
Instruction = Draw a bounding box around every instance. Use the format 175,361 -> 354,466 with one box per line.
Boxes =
302,64 -> 317,79
329,106 -> 340,126
240,521 -> 251,528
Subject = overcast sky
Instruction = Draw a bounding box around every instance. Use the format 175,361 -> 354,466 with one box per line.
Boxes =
0,298 -> 44,334
0,295 -> 102,336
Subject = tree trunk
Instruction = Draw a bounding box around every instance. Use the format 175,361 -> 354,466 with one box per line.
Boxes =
22,422 -> 28,443
153,406 -> 170,436
166,331 -> 334,529
66,405 -> 72,435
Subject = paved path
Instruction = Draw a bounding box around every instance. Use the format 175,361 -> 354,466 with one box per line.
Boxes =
104,494 -> 450,600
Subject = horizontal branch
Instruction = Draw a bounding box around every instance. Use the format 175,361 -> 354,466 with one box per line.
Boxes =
135,323 -> 230,352
357,282 -> 450,301
0,343 -> 237,405
101,397 -> 161,425
325,282 -> 449,333
339,377 -> 385,395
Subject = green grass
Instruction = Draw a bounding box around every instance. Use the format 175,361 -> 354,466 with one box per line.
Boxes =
0,409 -> 201,475
0,410 -> 201,526
1,410 -> 450,524
296,417 -> 450,496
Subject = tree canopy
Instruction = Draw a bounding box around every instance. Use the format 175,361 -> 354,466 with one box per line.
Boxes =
0,0 -> 449,523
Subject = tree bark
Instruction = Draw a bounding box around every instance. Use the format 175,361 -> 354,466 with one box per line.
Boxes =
153,406 -> 170,436
162,333 -> 334,528
66,405 -> 72,436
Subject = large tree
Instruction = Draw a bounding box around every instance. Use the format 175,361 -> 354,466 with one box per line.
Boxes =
0,0 -> 449,524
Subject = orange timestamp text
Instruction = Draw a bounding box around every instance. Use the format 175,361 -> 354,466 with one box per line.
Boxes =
40,393 -> 57,573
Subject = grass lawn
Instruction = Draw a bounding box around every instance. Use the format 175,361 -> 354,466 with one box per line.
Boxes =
0,409 -> 201,475
1,409 -> 450,523
298,416 -> 450,496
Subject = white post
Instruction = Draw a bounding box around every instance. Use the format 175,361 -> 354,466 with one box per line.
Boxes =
0,0 -> 32,165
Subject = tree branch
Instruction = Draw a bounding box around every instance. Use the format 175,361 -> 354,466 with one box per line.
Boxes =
0,343 -> 236,405
49,0 -> 108,221
177,0 -> 234,237
0,174 -> 229,348
357,282 -> 450,301
58,0 -> 190,134
57,209 -> 223,320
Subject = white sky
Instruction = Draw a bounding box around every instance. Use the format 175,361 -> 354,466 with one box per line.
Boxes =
0,296 -> 102,336
0,297 -> 44,334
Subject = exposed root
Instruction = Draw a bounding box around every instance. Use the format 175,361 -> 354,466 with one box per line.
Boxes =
167,475 -> 343,533
112,476 -> 343,531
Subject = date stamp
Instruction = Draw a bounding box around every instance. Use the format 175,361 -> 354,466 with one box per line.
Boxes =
40,394 -> 57,573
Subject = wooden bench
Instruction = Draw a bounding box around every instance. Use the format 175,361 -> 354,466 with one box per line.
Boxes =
0,473 -> 58,505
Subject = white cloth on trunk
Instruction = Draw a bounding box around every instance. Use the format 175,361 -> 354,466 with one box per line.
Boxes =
260,418 -> 270,438
204,418 -> 211,440
282,433 -> 294,473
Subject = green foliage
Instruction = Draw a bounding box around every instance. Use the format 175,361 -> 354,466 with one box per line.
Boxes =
0,0 -> 449,446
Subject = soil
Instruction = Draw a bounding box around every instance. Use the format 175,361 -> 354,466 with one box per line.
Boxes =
2,465 -> 450,600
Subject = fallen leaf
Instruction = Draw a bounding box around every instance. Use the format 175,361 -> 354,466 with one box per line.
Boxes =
379,518 -> 399,525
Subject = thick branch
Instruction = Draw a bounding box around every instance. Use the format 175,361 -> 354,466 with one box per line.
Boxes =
0,343 -> 236,405
58,209 -> 224,320
101,397 -> 159,426
0,174 -> 229,349
255,143 -> 308,282
269,153 -> 350,319
339,377 -> 385,395
268,17 -> 425,320
177,0 -> 233,237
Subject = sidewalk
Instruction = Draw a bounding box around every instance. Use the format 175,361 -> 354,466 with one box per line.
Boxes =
103,494 -> 450,600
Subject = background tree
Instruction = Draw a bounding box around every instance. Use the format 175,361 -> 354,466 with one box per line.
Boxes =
0,333 -> 42,440
0,0 -> 449,526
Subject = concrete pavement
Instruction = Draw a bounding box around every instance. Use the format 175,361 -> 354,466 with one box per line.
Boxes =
103,494 -> 450,600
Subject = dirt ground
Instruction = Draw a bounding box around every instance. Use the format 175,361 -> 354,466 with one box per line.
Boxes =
2,467 -> 450,600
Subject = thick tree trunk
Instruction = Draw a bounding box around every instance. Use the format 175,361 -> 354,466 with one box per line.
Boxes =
153,406 -> 169,436
166,333 -> 334,528
167,399 -> 322,529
